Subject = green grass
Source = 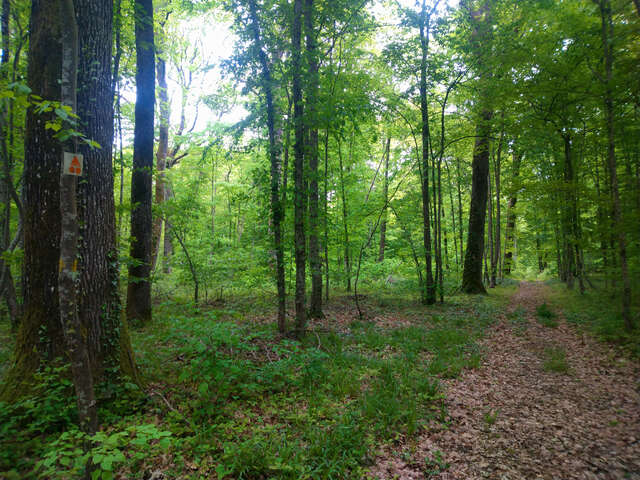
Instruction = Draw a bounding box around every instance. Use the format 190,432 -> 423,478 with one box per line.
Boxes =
536,302 -> 558,328
0,287 -> 512,479
507,306 -> 529,335
542,346 -> 570,373
545,282 -> 640,356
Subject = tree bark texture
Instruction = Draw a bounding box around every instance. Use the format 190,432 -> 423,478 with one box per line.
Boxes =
246,0 -> 286,333
461,0 -> 493,294
292,0 -> 306,337
462,111 -> 492,294
305,0 -> 322,319
126,0 -> 155,324
598,0 -> 634,330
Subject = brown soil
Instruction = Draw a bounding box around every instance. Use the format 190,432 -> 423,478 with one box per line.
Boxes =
369,282 -> 640,480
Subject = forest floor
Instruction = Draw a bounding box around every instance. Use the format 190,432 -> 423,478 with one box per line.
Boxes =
370,281 -> 640,480
1,281 -> 639,479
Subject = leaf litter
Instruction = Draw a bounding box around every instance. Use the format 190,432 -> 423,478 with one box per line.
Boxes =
369,282 -> 640,480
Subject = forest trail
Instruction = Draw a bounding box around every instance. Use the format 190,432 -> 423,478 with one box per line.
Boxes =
371,282 -> 640,480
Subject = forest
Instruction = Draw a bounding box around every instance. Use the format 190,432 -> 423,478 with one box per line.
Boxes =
0,0 -> 639,478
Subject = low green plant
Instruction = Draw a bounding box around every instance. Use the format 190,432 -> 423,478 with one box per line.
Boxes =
424,449 -> 449,477
542,346 -> 569,373
536,303 -> 558,328
483,409 -> 499,426
36,424 -> 171,480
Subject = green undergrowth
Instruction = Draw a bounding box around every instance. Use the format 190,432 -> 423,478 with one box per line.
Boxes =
0,286 -> 511,479
545,281 -> 640,356
536,302 -> 558,328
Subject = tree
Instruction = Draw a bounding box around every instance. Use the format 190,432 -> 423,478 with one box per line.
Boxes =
2,0 -> 136,402
595,0 -> 633,331
305,0 -> 322,319
418,0 -> 436,304
461,0 -> 493,295
292,0 -> 306,337
126,0 -> 155,324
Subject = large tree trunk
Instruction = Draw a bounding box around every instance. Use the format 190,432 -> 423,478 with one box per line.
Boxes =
246,0 -> 286,333
126,0 -> 155,324
2,0 -> 137,402
419,0 -> 435,304
58,0 -> 97,436
3,1 -> 66,399
292,0 -> 306,337
305,0 -> 322,319
75,0 -> 136,379
598,0 -> 634,330
503,150 -> 522,275
461,0 -> 493,294
462,111 -> 492,294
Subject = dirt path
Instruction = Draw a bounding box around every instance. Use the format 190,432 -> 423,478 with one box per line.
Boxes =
370,282 -> 640,480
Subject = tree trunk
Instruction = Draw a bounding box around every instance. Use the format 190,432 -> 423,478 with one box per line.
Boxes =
163,184 -> 174,273
456,157 -> 464,263
323,130 -> 330,301
337,136 -> 351,292
151,54 -> 168,270
598,0 -> 633,330
378,138 -> 390,262
0,0 -> 19,329
503,151 -> 522,275
462,110 -> 492,294
2,0 -> 137,402
419,0 -> 435,304
246,0 -> 286,333
488,166 -> 495,288
126,0 -> 155,324
58,0 -> 97,437
305,0 -> 322,319
493,123 -> 503,283
292,0 -> 306,337
461,0 -> 493,295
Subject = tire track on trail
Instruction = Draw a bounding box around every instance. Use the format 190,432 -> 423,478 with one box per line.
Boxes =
369,282 -> 640,480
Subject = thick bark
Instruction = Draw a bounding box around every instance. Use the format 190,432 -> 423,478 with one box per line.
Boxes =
598,0 -> 633,330
305,0 -> 322,319
126,0 -> 155,324
461,111 -> 492,294
4,1 -> 66,399
2,0 -> 136,402
419,0 -> 435,304
75,0 -> 136,380
461,0 -> 493,295
378,138 -> 390,262
292,0 -> 306,337
503,151 -> 522,275
246,0 -> 286,333
151,55 -> 168,270
58,0 -> 97,436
